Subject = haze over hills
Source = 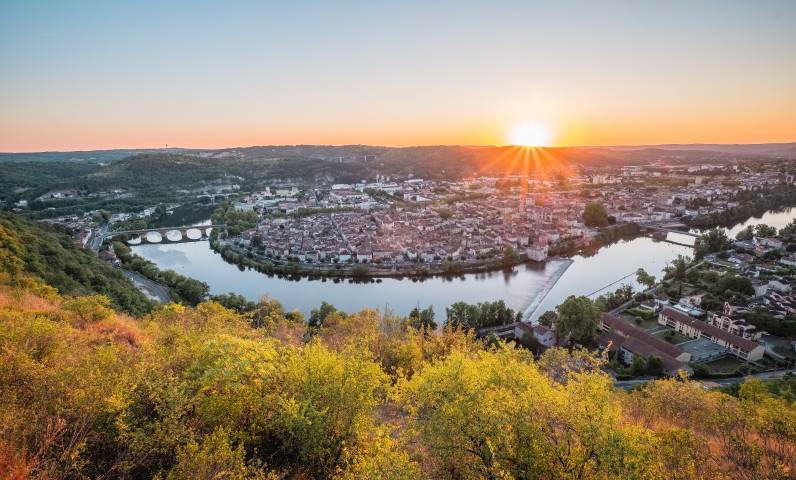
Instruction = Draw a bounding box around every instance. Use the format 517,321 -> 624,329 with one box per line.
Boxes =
0,148 -> 197,163
573,142 -> 796,154
3,142 -> 795,166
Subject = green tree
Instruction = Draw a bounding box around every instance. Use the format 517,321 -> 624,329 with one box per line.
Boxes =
636,268 -> 656,290
502,245 -> 520,265
209,292 -> 257,314
167,427 -> 275,480
112,241 -> 132,262
582,202 -> 609,227
755,224 -> 777,238
714,274 -> 754,297
308,301 -> 341,329
408,305 -> 437,330
445,300 -> 518,330
538,310 -> 557,327
695,228 -> 730,259
736,225 -> 754,241
554,295 -> 602,345
666,254 -> 691,281
645,354 -> 663,376
396,348 -> 656,479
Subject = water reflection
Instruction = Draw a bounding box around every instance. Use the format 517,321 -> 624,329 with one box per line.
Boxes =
132,236 -> 691,318
128,208 -> 795,318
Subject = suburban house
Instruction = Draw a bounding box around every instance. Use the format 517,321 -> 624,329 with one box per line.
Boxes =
476,322 -> 557,351
769,279 -> 792,294
709,306 -> 761,341
678,294 -> 705,308
780,256 -> 796,267
765,290 -> 796,318
658,307 -> 765,361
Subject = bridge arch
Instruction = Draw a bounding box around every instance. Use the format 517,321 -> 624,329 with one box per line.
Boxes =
165,229 -> 184,242
112,224 -> 224,245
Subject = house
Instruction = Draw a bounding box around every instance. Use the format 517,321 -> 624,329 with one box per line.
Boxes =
764,291 -> 796,317
654,293 -> 670,307
759,238 -> 784,249
710,305 -> 761,341
768,279 -> 792,294
751,279 -> 768,298
678,294 -> 705,308
780,256 -> 796,268
658,307 -> 764,361
724,302 -> 750,316
527,244 -> 548,262
639,300 -> 658,312
729,253 -> 754,265
99,250 -> 120,266
756,264 -> 777,274
528,323 -> 556,348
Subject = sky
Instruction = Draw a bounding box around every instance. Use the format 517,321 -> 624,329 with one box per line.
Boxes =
1,0 -> 795,152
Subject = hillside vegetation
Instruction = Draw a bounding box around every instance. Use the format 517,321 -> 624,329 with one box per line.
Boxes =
0,212 -> 155,315
1,215 -> 795,479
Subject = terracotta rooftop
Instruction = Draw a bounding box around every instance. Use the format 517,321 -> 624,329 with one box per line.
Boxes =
659,307 -> 761,352
601,313 -> 687,361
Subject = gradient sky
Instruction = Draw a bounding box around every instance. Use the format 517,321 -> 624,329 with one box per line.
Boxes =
1,0 -> 795,152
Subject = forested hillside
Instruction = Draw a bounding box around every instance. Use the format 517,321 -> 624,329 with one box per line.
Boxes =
0,212 -> 155,315
2,153 -> 366,215
1,214 -> 795,479
0,161 -> 101,206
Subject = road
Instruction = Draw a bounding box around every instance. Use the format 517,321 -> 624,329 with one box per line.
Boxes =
614,369 -> 794,389
89,221 -> 111,252
118,268 -> 173,304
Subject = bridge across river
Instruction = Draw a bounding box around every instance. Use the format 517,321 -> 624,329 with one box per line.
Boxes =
109,224 -> 224,244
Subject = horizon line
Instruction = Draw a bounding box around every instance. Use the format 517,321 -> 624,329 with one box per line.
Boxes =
3,140 -> 796,155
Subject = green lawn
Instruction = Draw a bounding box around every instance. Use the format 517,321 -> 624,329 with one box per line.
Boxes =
653,330 -> 691,345
667,281 -> 697,296
619,312 -> 660,331
703,356 -> 747,374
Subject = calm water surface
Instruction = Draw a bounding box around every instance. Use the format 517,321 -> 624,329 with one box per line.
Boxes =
131,208 -> 793,319
703,207 -> 794,238
132,237 -> 691,319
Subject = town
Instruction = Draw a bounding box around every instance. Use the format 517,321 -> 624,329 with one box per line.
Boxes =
27,153 -> 796,383
211,158 -> 794,277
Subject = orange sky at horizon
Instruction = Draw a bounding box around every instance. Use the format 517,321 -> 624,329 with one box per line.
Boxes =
2,2 -> 795,153
3,115 -> 795,153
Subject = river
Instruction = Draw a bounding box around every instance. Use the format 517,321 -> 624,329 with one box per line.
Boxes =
129,208 -> 793,319
695,206 -> 794,238
130,233 -> 691,319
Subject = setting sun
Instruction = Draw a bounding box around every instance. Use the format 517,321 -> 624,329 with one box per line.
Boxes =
508,123 -> 553,147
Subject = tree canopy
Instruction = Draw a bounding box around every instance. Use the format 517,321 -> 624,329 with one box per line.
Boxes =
582,202 -> 609,227
554,295 -> 602,345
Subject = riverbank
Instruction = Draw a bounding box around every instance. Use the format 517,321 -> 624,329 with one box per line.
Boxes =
211,222 -> 643,281
521,258 -> 574,321
130,232 -> 694,317
212,237 -> 538,279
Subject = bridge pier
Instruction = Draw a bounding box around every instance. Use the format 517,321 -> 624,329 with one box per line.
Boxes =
111,224 -> 223,245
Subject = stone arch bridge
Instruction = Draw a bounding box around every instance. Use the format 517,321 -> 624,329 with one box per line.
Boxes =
109,225 -> 224,244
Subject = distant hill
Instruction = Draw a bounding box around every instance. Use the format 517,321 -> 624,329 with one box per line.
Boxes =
575,142 -> 796,155
0,148 -> 197,163
3,142 -> 794,169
